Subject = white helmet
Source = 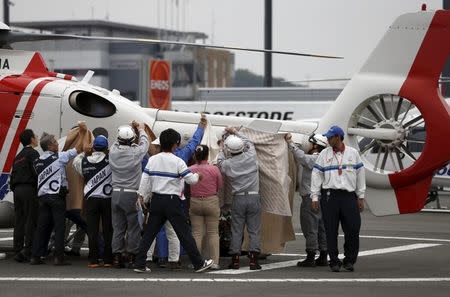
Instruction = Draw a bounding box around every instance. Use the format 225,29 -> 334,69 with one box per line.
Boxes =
151,137 -> 160,145
224,135 -> 244,154
179,133 -> 190,148
310,134 -> 328,148
117,125 -> 136,143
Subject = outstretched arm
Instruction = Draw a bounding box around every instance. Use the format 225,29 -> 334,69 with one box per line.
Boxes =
177,114 -> 207,162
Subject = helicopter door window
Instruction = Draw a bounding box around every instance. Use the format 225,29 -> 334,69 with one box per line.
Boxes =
68,91 -> 116,118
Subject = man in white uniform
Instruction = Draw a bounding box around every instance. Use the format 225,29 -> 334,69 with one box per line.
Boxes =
311,125 -> 365,272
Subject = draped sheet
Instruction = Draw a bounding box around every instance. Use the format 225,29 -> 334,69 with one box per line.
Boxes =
62,127 -> 93,211
204,126 -> 297,253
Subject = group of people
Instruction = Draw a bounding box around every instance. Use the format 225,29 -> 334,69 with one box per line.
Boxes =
9,113 -> 365,273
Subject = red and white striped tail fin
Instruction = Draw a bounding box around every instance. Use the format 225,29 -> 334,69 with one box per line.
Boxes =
0,49 -> 49,77
318,9 -> 450,215
0,48 -> 78,82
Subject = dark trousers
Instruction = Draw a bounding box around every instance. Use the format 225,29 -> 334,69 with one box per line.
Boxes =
320,189 -> 361,266
32,194 -> 66,257
135,194 -> 203,269
155,199 -> 187,259
66,209 -> 87,231
13,184 -> 38,256
86,197 -> 113,264
48,208 -> 87,252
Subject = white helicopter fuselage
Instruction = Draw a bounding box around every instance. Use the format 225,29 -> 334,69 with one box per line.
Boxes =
0,67 -> 317,205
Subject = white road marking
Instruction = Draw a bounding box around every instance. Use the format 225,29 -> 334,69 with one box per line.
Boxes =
0,277 -> 449,283
210,243 -> 441,275
209,260 -> 299,274
295,233 -> 450,243
356,243 -> 441,257
273,253 -> 306,257
421,209 -> 450,213
0,237 -> 12,242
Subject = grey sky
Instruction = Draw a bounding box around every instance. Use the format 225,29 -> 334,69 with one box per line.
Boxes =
4,0 -> 443,85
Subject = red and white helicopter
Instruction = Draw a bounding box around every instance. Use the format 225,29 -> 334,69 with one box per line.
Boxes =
0,8 -> 449,227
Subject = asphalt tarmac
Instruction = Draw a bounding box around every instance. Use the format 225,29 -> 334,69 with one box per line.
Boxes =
0,196 -> 449,297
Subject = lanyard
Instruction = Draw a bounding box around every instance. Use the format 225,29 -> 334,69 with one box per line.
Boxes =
333,151 -> 344,176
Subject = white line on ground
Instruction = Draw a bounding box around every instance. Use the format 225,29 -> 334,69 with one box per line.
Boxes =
210,243 -> 441,275
295,233 -> 450,243
356,243 -> 441,257
0,229 -> 13,233
0,277 -> 449,283
2,233 -> 449,242
421,209 -> 450,213
273,253 -> 307,257
209,260 -> 298,274
0,237 -> 12,242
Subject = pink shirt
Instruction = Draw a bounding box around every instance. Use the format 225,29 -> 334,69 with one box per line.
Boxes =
189,161 -> 223,197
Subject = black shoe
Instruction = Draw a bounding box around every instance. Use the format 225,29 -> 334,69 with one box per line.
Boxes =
168,261 -> 182,271
297,251 -> 316,267
249,252 -> 262,270
330,264 -> 340,272
54,257 -> 71,266
330,261 -> 342,272
127,254 -> 136,269
228,254 -> 240,269
30,257 -> 45,265
343,262 -> 354,272
14,252 -> 26,263
65,250 -> 81,257
195,259 -> 214,273
315,251 -> 328,266
134,266 -> 151,273
157,257 -> 167,268
297,257 -> 316,267
113,253 -> 124,269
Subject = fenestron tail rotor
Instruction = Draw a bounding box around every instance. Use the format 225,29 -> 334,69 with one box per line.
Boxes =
348,94 -> 425,174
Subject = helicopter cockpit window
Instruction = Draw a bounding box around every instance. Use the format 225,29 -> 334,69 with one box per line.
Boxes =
68,91 -> 116,118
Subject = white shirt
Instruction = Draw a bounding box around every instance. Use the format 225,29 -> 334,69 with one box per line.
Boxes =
310,145 -> 366,201
137,152 -> 199,199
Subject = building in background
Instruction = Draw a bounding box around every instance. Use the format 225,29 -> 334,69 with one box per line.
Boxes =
11,20 -> 235,104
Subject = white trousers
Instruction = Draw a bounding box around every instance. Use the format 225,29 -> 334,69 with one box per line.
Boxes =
146,221 -> 180,262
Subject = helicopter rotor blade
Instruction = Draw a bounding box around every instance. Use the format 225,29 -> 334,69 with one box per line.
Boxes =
0,31 -> 343,59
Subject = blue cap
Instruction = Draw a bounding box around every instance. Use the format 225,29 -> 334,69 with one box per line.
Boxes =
93,135 -> 108,150
323,125 -> 345,138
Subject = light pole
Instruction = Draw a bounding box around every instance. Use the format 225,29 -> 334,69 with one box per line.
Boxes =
3,0 -> 9,25
264,0 -> 272,87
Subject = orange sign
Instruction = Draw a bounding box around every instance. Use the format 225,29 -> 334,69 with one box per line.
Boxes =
149,60 -> 171,109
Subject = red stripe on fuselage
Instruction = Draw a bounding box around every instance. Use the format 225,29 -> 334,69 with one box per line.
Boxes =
391,10 -> 450,213
3,79 -> 53,172
0,76 -> 34,155
0,52 -> 50,154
